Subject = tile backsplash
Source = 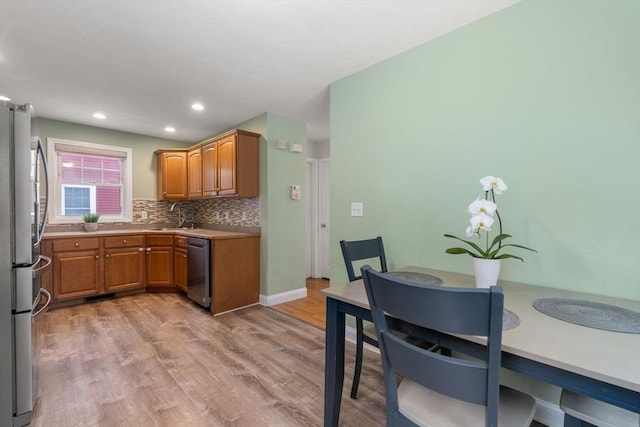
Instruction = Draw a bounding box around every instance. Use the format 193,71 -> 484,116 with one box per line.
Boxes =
45,197 -> 261,232
134,198 -> 261,227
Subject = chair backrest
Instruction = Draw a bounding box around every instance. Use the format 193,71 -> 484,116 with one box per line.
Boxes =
361,266 -> 504,427
340,237 -> 387,282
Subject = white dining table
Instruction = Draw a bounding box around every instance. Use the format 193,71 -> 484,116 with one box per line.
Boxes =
322,266 -> 640,426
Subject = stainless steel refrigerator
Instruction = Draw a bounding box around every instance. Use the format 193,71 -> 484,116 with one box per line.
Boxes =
0,102 -> 51,426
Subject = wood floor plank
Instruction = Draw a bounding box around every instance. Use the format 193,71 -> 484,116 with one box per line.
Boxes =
31,293 -> 386,426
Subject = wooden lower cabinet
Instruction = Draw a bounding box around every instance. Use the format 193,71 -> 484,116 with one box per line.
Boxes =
43,232 -> 260,312
146,234 -> 174,286
104,235 -> 145,292
174,235 -> 188,292
211,236 -> 260,314
53,249 -> 101,300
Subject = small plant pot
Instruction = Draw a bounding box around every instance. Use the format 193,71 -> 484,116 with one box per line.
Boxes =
83,222 -> 99,232
472,258 -> 501,288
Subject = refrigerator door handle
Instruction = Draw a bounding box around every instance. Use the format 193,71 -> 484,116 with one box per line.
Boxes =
32,254 -> 51,275
32,288 -> 51,319
35,137 -> 49,245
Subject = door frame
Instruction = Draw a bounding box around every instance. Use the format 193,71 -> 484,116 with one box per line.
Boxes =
306,158 -> 320,278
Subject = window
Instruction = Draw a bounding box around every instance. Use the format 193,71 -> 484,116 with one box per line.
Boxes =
47,138 -> 133,223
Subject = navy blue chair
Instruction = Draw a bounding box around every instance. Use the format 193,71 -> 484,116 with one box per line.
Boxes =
361,266 -> 536,426
340,237 -> 388,399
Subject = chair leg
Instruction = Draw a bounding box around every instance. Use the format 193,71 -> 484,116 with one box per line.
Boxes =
350,318 -> 365,399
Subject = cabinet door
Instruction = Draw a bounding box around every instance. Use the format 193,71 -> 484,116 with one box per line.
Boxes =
157,152 -> 187,199
53,250 -> 101,300
105,247 -> 145,292
174,247 -> 188,291
188,147 -> 203,198
202,141 -> 218,197
146,246 -> 174,286
217,134 -> 237,196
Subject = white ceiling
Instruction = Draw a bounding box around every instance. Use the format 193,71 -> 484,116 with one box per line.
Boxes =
0,0 -> 518,144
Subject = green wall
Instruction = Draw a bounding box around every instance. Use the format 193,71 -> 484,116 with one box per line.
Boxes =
236,113 -> 308,296
330,0 -> 640,301
35,118 -> 190,199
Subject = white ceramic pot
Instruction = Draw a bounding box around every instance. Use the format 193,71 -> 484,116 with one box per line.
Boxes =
83,222 -> 98,232
472,258 -> 501,288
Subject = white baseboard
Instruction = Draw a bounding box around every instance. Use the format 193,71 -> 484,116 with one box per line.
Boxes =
346,327 -> 564,427
259,287 -> 307,307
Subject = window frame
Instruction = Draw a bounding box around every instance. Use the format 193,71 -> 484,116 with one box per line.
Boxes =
47,137 -> 133,224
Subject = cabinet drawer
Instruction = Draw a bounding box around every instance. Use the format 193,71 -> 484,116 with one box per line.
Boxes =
146,234 -> 173,246
174,235 -> 188,248
53,238 -> 100,252
104,235 -> 145,248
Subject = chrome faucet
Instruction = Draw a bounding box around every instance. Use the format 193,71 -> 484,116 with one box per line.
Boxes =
170,202 -> 185,228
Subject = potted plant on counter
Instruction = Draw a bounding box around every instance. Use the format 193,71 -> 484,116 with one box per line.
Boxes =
82,213 -> 100,232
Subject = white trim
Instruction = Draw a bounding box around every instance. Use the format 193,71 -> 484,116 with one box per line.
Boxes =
306,157 -> 320,278
318,157 -> 330,278
259,287 -> 308,307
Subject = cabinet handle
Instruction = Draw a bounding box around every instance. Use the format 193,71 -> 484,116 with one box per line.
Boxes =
138,247 -> 144,252
75,242 -> 80,247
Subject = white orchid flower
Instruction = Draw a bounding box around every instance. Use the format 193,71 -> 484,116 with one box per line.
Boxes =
480,176 -> 508,194
465,225 -> 476,237
468,198 -> 497,217
469,213 -> 494,232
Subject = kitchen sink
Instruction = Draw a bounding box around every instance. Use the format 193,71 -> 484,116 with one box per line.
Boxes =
144,227 -> 190,231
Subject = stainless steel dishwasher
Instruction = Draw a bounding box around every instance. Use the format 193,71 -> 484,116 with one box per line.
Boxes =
187,237 -> 211,308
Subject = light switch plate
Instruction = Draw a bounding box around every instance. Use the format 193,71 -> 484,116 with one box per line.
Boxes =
351,202 -> 363,217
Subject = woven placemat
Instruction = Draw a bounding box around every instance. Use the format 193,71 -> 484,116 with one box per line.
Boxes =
385,271 -> 443,285
503,309 -> 520,331
533,298 -> 640,334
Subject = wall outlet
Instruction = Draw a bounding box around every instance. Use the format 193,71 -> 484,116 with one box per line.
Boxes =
351,202 -> 363,217
140,211 -> 148,220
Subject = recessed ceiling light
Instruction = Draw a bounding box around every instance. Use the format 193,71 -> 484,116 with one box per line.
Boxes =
92,112 -> 106,119
165,126 -> 176,133
191,103 -> 204,111
0,95 -> 10,102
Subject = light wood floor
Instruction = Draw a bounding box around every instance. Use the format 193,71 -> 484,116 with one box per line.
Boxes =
270,278 -> 329,329
31,291 -> 386,426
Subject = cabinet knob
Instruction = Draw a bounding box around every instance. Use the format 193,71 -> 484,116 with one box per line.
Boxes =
95,255 -> 99,259
123,240 -> 127,244
139,247 -> 144,252
106,254 -> 110,258
75,242 -> 80,247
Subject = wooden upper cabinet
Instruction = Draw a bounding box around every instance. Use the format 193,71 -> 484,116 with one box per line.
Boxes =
202,130 -> 259,198
217,134 -> 237,196
156,130 -> 259,200
156,151 -> 187,200
202,141 -> 218,197
188,147 -> 203,198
